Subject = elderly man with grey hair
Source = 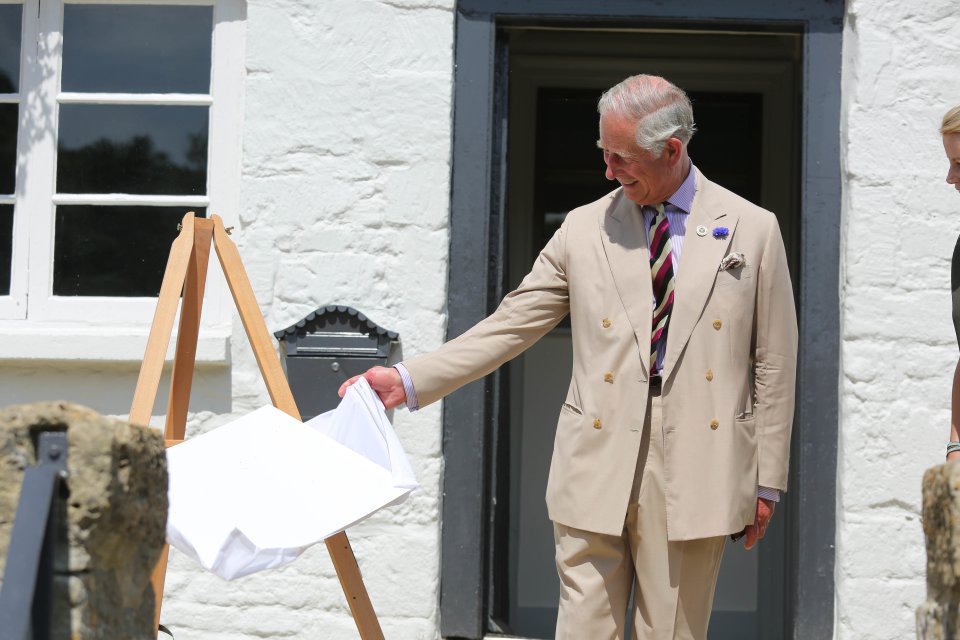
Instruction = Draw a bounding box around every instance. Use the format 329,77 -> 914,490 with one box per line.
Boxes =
342,74 -> 798,639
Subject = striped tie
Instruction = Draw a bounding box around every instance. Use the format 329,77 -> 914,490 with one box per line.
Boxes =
649,204 -> 675,372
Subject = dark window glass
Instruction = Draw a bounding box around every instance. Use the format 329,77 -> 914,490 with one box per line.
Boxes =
62,5 -> 212,94
57,104 -> 208,195
685,91 -> 763,205
0,104 -> 17,194
534,89 -> 612,251
53,206 -> 206,296
0,5 -> 21,93
0,204 -> 11,295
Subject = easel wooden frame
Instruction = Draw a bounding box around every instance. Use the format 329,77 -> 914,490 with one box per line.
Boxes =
129,212 -> 383,639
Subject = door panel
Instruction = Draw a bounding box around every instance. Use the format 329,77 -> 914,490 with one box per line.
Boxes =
496,27 -> 800,639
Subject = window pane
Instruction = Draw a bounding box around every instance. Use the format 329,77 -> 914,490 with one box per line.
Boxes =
62,5 -> 212,94
0,4 -> 21,93
57,105 -> 208,195
53,206 -> 206,296
0,104 -> 16,195
0,204 -> 11,295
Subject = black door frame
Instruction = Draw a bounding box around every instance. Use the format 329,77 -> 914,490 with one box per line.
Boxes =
441,2 -> 842,638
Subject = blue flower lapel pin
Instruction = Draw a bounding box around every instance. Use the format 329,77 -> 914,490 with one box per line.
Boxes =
712,226 -> 729,239
719,252 -> 745,271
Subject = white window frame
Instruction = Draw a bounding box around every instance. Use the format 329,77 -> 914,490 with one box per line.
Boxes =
0,0 -> 243,360
0,0 -> 31,319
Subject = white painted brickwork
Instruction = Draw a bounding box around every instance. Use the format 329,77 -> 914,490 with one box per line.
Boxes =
838,1 -> 960,639
0,1 -> 958,638
160,1 -> 453,638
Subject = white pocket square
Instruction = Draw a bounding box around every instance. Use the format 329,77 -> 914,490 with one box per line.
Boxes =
719,252 -> 745,271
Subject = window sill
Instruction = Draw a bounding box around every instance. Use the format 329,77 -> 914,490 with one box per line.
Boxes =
0,325 -> 231,364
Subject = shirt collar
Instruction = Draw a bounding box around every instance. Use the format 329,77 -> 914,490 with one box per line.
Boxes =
663,162 -> 697,213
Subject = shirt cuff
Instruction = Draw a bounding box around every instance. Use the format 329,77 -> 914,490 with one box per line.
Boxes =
394,362 -> 419,412
757,486 -> 780,502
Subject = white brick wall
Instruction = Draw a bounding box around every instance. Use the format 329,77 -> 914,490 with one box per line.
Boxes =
0,1 -> 957,638
837,1 -> 960,638
160,1 -> 453,638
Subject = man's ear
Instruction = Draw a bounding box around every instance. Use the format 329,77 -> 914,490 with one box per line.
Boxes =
664,137 -> 684,165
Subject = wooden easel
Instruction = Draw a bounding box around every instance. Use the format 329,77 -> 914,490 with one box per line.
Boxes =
129,212 -> 384,639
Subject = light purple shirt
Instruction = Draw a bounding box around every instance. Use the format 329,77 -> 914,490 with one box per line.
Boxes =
395,163 -> 779,502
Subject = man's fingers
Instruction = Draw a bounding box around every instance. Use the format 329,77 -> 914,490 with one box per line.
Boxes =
338,367 -> 405,409
338,375 -> 362,397
743,498 -> 775,550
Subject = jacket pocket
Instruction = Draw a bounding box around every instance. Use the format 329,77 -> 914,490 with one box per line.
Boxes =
562,378 -> 582,415
714,265 -> 754,288
561,402 -> 583,416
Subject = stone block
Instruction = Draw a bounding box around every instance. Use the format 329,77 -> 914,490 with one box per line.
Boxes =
0,402 -> 167,639
917,461 -> 960,639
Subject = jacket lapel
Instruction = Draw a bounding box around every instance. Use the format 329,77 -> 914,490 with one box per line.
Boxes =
599,191 -> 654,379
661,172 -> 739,380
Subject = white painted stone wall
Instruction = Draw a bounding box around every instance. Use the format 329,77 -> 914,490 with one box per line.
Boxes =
838,1 -> 960,639
1,1 -> 957,638
159,1 -> 454,638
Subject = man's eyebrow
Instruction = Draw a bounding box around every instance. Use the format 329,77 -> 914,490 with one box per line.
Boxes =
597,142 -> 636,158
596,141 -> 624,153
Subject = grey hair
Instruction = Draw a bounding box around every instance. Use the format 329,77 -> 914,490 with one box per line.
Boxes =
597,75 -> 696,155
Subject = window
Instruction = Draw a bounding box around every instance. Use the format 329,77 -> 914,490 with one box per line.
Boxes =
0,3 -> 22,303
0,0 -> 242,334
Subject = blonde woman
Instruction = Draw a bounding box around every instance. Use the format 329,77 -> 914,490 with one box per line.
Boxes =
944,105 -> 960,460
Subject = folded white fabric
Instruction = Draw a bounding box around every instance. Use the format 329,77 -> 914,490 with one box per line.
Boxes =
166,378 -> 417,580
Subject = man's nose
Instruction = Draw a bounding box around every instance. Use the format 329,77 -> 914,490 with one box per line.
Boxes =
604,156 -> 619,180
949,167 -> 960,184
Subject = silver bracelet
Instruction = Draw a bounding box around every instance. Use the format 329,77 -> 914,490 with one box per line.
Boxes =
947,441 -> 960,456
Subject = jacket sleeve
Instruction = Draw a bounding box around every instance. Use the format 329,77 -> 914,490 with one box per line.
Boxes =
402,222 -> 571,408
753,217 -> 798,491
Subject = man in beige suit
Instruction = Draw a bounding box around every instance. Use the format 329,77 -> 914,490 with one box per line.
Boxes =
340,74 -> 797,640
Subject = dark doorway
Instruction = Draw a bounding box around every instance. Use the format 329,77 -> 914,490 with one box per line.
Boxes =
492,27 -> 801,639
440,4 -> 842,639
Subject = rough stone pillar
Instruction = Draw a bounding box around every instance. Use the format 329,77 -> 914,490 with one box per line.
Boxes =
0,402 -> 167,639
917,461 -> 960,639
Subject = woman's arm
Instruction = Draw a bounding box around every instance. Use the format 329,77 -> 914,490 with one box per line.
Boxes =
949,360 -> 960,461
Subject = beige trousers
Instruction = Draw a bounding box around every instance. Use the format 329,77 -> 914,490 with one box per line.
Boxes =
554,393 -> 726,640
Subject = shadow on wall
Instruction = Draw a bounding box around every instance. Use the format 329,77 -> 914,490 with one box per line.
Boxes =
0,362 -> 231,419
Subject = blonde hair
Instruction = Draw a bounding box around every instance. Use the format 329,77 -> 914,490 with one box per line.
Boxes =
941,105 -> 960,135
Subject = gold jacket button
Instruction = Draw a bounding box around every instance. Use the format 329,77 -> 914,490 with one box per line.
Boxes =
706,369 -> 714,382
593,418 -> 602,429
712,319 -> 722,330
602,318 -> 612,328
604,372 -> 614,383
709,419 -> 720,430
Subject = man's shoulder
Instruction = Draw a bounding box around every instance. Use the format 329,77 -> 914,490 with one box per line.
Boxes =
697,172 -> 776,225
562,188 -> 624,227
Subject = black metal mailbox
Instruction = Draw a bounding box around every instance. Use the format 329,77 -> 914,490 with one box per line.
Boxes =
275,305 -> 399,420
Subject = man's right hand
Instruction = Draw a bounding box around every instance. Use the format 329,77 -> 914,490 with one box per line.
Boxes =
338,366 -> 406,410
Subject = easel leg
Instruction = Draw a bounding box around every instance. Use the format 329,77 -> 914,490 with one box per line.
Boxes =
165,218 -> 214,441
326,532 -> 385,639
211,216 -> 384,639
130,213 -> 197,428
128,213 -> 198,634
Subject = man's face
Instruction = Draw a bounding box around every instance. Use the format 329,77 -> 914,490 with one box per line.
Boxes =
944,133 -> 960,192
598,111 -> 679,205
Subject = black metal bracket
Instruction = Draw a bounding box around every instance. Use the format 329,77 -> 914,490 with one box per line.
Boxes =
0,430 -> 68,640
